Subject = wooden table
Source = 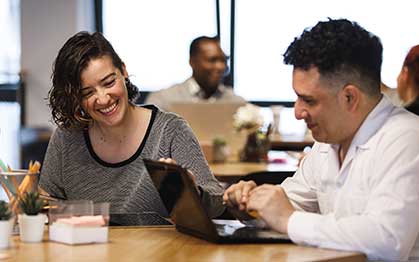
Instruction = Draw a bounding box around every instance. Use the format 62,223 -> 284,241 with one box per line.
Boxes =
210,161 -> 297,183
1,227 -> 365,261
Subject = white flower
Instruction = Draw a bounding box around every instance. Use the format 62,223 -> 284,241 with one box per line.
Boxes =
233,104 -> 264,132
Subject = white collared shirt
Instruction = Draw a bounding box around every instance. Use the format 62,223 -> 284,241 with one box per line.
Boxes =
282,96 -> 419,261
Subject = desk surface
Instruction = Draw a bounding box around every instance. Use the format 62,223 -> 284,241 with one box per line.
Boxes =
2,227 -> 365,262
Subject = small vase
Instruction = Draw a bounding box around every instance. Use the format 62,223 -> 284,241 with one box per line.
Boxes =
18,214 -> 46,242
213,144 -> 229,163
0,218 -> 14,248
240,131 -> 270,162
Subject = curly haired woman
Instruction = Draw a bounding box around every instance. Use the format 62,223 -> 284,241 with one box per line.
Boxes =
39,32 -> 224,218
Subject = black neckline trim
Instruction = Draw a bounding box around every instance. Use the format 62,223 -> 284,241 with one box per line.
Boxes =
83,105 -> 158,168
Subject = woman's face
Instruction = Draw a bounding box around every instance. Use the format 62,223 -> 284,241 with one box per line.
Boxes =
79,55 -> 129,128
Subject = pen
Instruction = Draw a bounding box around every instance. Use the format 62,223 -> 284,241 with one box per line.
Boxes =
247,210 -> 260,219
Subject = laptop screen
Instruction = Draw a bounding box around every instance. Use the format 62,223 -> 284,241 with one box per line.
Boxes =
168,102 -> 247,160
144,159 -> 218,239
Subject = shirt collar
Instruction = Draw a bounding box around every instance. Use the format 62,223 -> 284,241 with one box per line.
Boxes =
350,95 -> 393,150
186,77 -> 226,100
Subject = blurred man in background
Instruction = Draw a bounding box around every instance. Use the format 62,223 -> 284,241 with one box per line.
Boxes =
146,36 -> 246,111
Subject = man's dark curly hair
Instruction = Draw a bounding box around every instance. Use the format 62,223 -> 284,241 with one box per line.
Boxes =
283,18 -> 383,97
48,31 -> 139,130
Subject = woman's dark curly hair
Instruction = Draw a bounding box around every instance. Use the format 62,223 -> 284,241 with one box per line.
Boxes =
48,31 -> 139,130
283,18 -> 383,97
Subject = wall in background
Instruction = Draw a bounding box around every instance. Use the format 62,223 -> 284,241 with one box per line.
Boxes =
21,0 -> 95,128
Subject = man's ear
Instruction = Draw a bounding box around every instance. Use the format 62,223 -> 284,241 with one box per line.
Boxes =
341,84 -> 360,112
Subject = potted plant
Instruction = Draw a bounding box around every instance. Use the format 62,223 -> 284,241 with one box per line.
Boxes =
212,137 -> 229,163
18,192 -> 46,242
233,104 -> 270,162
0,200 -> 14,248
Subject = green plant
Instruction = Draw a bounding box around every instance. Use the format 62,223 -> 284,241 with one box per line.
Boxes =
19,192 -> 44,216
0,200 -> 12,220
212,137 -> 227,147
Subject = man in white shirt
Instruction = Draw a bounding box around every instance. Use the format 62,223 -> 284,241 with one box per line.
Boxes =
145,36 -> 246,111
223,18 -> 419,261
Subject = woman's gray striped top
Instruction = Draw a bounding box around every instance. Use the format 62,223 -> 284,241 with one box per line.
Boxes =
39,105 -> 225,217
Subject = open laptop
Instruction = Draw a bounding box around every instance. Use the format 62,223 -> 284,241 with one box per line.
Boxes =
144,159 -> 291,243
168,102 -> 247,160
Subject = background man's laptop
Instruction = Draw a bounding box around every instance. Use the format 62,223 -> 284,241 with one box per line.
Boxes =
168,102 -> 247,160
144,159 -> 291,243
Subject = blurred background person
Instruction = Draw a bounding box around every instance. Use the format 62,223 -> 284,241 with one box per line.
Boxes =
380,82 -> 403,106
396,45 -> 419,115
380,45 -> 419,114
145,36 -> 246,111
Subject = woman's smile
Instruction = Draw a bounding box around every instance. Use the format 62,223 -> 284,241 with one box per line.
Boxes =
98,100 -> 118,115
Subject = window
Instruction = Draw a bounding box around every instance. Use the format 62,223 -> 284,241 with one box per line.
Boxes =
102,0 -> 217,91
234,0 -> 419,102
100,1 -> 419,136
0,0 -> 21,171
0,0 -> 20,84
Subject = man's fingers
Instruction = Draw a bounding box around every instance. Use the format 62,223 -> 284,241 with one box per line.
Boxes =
223,184 -> 241,207
240,180 -> 257,202
223,181 -> 257,211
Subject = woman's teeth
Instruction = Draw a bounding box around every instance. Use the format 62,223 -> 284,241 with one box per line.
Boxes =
99,102 -> 117,113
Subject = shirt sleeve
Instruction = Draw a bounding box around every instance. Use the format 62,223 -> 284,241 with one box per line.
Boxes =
38,128 -> 67,199
286,130 -> 419,261
281,143 -> 321,213
166,117 -> 225,218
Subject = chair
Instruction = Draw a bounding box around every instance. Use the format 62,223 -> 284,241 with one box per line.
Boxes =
20,127 -> 52,169
237,170 -> 294,186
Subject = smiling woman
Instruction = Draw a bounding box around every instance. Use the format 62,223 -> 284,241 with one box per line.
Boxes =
39,32 -> 225,219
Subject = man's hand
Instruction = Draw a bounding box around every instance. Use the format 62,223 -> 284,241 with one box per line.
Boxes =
247,185 -> 295,233
223,180 -> 257,211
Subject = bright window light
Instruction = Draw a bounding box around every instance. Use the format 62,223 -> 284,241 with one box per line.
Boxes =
0,0 -> 20,84
102,0 -> 217,91
235,0 -> 419,102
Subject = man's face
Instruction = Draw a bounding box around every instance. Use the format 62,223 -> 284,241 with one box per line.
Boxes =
293,67 -> 350,145
190,40 -> 227,91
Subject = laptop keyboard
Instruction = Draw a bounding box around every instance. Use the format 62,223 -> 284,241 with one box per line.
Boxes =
215,223 -> 289,240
